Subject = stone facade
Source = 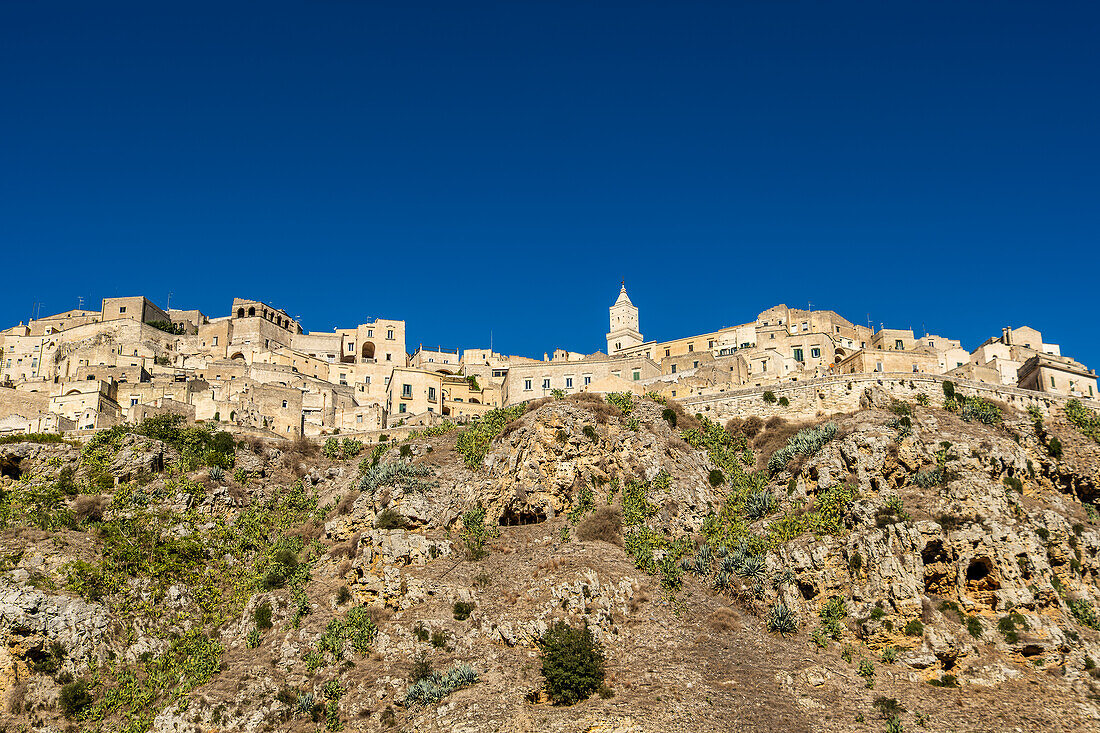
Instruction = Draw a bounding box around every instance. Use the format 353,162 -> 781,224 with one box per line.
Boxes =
0,285 -> 1095,439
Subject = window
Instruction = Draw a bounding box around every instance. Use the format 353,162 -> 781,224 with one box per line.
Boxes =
387,329 -> 394,339
708,340 -> 714,348
615,341 -> 621,351
692,361 -> 699,369
282,400 -> 288,408
428,387 -> 436,401
664,348 -> 670,357
565,377 -> 573,388
265,339 -> 270,348
119,306 -> 126,314
131,397 -> 138,406
584,375 -> 592,385
811,348 -> 820,359
912,364 -> 919,372
835,326 -> 840,333
895,340 -> 904,350
802,322 -> 808,331
399,403 -> 406,413
876,362 -> 883,372
612,371 -> 621,379
793,348 -> 804,362
671,364 -> 677,374
339,373 -> 347,385
402,384 -> 412,398
770,334 -> 775,339
356,414 -> 363,423
347,343 -> 354,351
386,353 -> 392,361
542,378 -> 550,389
1051,375 -> 1056,388
688,344 -> 694,352
524,379 -> 532,391
367,329 -> 373,338
365,376 -> 371,385
212,336 -> 218,346
671,390 -> 676,397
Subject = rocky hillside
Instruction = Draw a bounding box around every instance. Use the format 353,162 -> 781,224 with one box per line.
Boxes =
2,386 -> 1100,733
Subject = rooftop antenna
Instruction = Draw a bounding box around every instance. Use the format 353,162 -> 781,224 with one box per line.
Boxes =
166,291 -> 173,310
77,296 -> 84,310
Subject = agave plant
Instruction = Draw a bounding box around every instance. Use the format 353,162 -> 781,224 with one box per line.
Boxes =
679,556 -> 695,572
745,490 -> 776,520
296,691 -> 316,716
736,554 -> 767,583
713,570 -> 730,590
722,553 -> 741,575
697,543 -> 713,566
771,568 -> 796,589
766,602 -> 798,636
209,465 -> 225,482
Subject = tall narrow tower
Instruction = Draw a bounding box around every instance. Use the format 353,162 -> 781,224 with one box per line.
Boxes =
606,282 -> 643,354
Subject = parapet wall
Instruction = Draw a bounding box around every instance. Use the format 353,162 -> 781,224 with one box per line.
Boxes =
679,372 -> 1098,423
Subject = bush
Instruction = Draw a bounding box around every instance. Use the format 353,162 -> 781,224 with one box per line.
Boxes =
778,396 -> 789,407
644,406 -> 672,429
538,621 -> 606,705
336,586 -> 352,604
927,674 -> 958,688
254,602 -> 273,630
582,425 -> 599,441
452,601 -> 475,621
942,381 -> 955,400
904,619 -> 925,636
410,654 -> 433,682
575,506 -> 622,546
966,616 -> 983,638
707,469 -> 725,487
59,679 -> 92,718
1048,436 -> 1063,459
375,508 -> 406,530
763,391 -> 777,404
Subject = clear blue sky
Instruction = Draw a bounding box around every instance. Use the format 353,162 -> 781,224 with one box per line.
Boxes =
2,2 -> 1098,365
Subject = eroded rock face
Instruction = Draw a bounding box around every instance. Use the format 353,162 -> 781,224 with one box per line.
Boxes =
0,578 -> 111,699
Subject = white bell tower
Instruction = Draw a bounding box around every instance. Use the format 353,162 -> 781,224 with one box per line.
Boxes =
606,281 -> 643,354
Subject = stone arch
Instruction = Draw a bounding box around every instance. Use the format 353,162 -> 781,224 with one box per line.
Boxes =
248,307 -> 256,317
469,398 -> 481,404
361,341 -> 376,360
231,352 -> 245,361
237,308 -> 245,318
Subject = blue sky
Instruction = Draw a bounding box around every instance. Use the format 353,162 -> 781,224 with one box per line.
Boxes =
2,2 -> 1098,366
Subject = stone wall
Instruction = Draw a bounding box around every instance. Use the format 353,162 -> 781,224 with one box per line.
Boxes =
680,371 -> 1100,422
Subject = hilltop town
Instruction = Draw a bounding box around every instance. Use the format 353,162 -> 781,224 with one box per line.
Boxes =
1,286 -> 1095,439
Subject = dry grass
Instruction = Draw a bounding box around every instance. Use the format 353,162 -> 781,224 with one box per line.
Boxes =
335,490 -> 360,516
328,532 -> 361,560
576,506 -> 623,546
706,607 -> 741,633
71,495 -> 106,522
288,519 -> 324,543
727,415 -> 764,440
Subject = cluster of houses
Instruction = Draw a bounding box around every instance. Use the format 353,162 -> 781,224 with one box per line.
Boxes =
0,286 -> 1095,438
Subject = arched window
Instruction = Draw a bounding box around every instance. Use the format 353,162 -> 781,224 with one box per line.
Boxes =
361,341 -> 376,360
248,307 -> 256,317
237,308 -> 245,318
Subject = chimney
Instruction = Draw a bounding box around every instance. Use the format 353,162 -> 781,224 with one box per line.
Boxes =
1002,327 -> 1011,345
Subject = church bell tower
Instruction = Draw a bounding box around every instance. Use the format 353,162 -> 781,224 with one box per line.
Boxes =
606,282 -> 643,354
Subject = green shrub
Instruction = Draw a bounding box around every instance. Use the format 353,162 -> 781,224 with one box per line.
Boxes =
254,601 -> 273,630
1047,436 -> 1063,459
966,616 -> 983,638
1069,599 -> 1100,630
778,396 -> 789,407
661,407 -> 677,427
336,586 -> 351,604
454,404 -> 527,468
1003,476 -> 1023,493
1065,399 -> 1100,443
59,678 -> 93,718
858,659 -> 875,688
452,601 -> 475,621
904,619 -> 925,637
538,622 -> 606,705
413,624 -> 429,642
880,646 -> 897,664
707,469 -> 725,487
927,674 -> 958,688
431,630 -> 447,648
763,391 -> 777,404
323,438 -> 341,459
582,425 -> 598,441
461,503 -> 491,560
942,381 -> 955,400
375,508 -> 406,530
605,392 -> 635,414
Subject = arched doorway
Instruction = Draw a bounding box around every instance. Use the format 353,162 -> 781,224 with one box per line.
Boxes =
361,342 -> 376,360
237,308 -> 245,318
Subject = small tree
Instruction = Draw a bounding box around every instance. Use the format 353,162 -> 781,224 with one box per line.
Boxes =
538,622 -> 606,705
763,391 -> 777,404
59,679 -> 92,718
